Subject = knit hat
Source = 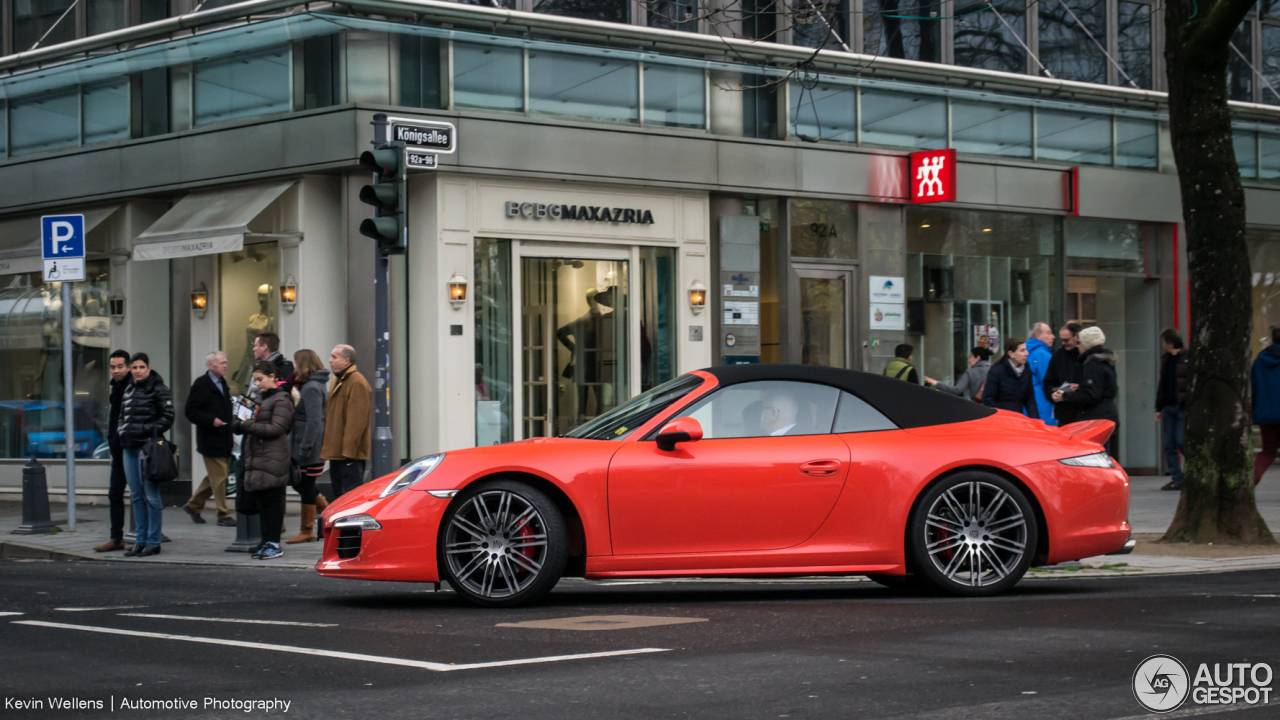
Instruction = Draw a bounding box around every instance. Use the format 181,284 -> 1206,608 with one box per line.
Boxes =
1078,326 -> 1106,351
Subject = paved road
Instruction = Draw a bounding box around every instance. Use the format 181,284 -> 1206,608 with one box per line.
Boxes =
2,560 -> 1278,719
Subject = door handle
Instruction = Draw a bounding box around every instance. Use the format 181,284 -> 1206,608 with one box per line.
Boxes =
799,459 -> 842,477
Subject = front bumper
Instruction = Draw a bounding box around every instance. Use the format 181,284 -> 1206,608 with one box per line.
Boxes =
315,489 -> 449,583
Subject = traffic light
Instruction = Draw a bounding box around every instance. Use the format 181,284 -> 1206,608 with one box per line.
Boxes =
358,142 -> 407,255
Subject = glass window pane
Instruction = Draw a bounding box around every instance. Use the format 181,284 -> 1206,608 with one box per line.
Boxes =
0,261 -> 112,459
454,43 -> 524,111
741,0 -> 778,40
1247,228 -> 1280,355
475,238 -> 513,446
1236,130 -> 1259,178
684,380 -> 840,438
790,81 -> 855,142
793,0 -> 847,49
743,74 -> 778,139
9,90 -> 79,156
953,0 -> 1026,74
533,0 -> 629,23
861,89 -> 946,149
862,0 -> 942,62
139,0 -> 169,23
644,64 -> 705,128
1117,2 -> 1153,89
951,101 -> 1032,157
1229,20 -> 1254,102
459,0 -> 515,6
832,391 -> 896,433
220,243 -> 281,397
140,67 -> 170,138
1065,217 -> 1148,273
87,0 -> 126,36
529,51 -> 638,123
1038,0 -> 1108,84
1263,24 -> 1280,106
82,80 -> 129,144
303,35 -> 339,110
193,46 -> 291,126
800,277 -> 847,367
639,247 -> 678,392
648,0 -> 699,32
1115,118 -> 1157,169
1036,110 -> 1111,165
13,0 -> 77,52
399,35 -> 441,109
1262,134 -> 1280,180
790,199 -> 857,260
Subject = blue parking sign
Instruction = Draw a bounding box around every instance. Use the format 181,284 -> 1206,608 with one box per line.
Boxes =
42,215 -> 85,259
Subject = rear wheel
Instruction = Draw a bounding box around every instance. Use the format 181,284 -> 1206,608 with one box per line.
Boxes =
907,472 -> 1038,597
439,480 -> 568,608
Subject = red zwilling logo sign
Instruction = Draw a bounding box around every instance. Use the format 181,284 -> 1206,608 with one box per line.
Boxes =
910,149 -> 957,203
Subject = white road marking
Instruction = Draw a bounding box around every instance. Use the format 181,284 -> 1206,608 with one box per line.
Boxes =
0,612 -> 23,617
1107,702 -> 1258,719
54,606 -> 144,612
120,613 -> 338,628
12,620 -> 669,672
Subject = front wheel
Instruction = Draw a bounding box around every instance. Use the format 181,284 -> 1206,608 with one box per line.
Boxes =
907,472 -> 1038,597
439,480 -> 568,608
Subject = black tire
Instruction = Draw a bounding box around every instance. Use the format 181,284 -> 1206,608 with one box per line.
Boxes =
438,480 -> 569,608
907,471 -> 1038,597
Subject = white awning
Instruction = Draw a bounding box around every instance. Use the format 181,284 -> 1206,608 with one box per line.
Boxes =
0,205 -> 122,275
132,180 -> 295,261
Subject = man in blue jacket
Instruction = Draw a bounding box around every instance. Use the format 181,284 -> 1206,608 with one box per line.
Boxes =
1027,323 -> 1057,425
1251,327 -> 1280,486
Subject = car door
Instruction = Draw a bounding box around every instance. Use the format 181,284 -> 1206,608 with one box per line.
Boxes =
607,380 -> 850,556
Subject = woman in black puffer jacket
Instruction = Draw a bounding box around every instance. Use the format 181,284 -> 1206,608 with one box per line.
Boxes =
1056,326 -> 1120,456
233,361 -> 295,560
117,353 -> 175,558
982,339 -> 1041,419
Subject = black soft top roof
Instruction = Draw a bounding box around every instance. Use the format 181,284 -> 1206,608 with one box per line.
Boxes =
699,364 -> 995,429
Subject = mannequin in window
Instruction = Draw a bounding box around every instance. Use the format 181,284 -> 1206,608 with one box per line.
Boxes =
556,287 -> 614,425
232,284 -> 274,392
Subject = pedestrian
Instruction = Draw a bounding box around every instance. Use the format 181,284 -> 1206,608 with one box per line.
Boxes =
252,332 -> 295,395
1054,326 -> 1119,457
1250,327 -> 1280,486
232,361 -> 295,560
884,344 -> 921,384
925,347 -> 992,401
982,340 -> 1040,418
1026,322 -> 1057,425
1043,322 -> 1083,426
286,349 -> 330,544
94,349 -> 132,553
117,353 -> 175,558
322,345 -> 373,497
182,351 -> 236,526
1156,329 -> 1189,491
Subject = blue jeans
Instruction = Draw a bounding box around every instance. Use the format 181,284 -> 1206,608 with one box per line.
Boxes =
123,447 -> 163,546
1161,406 -> 1186,483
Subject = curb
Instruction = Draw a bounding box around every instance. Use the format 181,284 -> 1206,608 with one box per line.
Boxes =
0,539 -> 317,569
0,539 -> 86,562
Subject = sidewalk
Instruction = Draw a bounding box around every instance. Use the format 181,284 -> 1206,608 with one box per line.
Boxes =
3,469 -> 1279,577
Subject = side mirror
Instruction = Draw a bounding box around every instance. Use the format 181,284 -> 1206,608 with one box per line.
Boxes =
656,417 -> 703,452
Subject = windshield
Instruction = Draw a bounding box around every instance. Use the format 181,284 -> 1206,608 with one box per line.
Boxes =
564,374 -> 706,440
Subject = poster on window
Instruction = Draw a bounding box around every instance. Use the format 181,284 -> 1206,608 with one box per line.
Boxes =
973,324 -> 1000,351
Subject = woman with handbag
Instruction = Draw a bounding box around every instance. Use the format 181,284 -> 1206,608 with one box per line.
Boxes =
233,361 -> 296,560
117,353 -> 175,558
286,349 -> 330,544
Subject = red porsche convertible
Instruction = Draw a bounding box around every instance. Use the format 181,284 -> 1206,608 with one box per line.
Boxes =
316,364 -> 1132,607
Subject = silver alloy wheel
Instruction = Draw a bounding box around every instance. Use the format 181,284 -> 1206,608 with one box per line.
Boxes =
922,480 -> 1028,588
443,490 -> 549,599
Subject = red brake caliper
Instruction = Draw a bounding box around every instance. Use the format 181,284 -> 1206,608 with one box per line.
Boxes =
517,524 -> 536,564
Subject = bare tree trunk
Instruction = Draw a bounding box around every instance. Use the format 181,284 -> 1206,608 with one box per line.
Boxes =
1162,0 -> 1274,544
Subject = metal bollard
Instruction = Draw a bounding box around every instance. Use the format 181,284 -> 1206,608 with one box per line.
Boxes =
14,457 -> 57,535
225,512 -> 262,553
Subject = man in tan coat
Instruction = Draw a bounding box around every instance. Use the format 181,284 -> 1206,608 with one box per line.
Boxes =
321,344 -> 372,497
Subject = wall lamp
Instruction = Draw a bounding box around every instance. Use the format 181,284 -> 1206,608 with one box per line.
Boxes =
281,275 -> 298,312
448,273 -> 469,309
191,282 -> 208,319
689,280 -> 707,314
109,292 -> 125,324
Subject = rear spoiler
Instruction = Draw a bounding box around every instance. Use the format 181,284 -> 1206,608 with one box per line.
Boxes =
1060,419 -> 1116,447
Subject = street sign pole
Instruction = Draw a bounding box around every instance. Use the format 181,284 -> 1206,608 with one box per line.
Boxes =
62,280 -> 75,531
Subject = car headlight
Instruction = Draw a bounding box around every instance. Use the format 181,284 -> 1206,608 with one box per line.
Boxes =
379,453 -> 446,498
332,513 -> 382,531
1059,452 -> 1115,468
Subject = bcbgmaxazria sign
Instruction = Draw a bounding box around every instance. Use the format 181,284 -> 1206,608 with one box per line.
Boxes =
505,201 -> 656,224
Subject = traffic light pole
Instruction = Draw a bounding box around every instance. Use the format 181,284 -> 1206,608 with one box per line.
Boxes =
369,114 -> 396,480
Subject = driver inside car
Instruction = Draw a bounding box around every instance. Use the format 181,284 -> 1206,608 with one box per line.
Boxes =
761,391 -> 801,436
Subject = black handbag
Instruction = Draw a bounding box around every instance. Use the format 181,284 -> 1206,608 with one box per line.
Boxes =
141,430 -> 179,484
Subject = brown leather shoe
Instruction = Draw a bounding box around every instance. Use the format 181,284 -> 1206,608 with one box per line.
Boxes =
286,505 -> 317,544
94,539 -> 125,552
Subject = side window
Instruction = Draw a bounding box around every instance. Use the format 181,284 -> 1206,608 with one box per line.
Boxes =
683,381 -> 840,439
832,391 -> 897,434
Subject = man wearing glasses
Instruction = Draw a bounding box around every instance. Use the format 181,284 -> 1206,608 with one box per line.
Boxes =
760,393 -> 801,436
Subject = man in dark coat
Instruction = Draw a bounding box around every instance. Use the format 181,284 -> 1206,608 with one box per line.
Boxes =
183,351 -> 236,526
94,349 -> 133,553
254,332 -> 295,394
1043,322 -> 1083,426
1155,329 -> 1189,490
1055,326 -> 1120,457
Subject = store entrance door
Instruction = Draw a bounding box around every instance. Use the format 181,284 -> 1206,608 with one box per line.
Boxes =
794,265 -> 856,368
516,245 -> 632,439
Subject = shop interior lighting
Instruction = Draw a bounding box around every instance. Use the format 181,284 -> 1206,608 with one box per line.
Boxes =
280,275 -> 298,312
191,282 -> 208,319
448,273 -> 469,309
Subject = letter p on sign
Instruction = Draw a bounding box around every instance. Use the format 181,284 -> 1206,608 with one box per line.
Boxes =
42,215 -> 86,259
